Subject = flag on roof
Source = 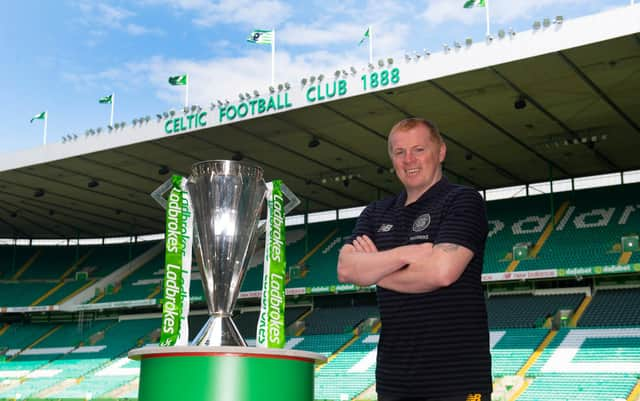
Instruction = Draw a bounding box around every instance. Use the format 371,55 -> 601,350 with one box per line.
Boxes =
247,29 -> 274,44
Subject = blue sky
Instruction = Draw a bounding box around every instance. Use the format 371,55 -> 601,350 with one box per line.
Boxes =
0,0 -> 630,153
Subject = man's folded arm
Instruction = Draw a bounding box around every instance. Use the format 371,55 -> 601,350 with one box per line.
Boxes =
337,243 -> 407,286
377,243 -> 473,293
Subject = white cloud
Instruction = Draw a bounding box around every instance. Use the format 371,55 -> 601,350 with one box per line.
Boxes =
143,0 -> 292,27
279,23 -> 365,46
74,1 -> 163,38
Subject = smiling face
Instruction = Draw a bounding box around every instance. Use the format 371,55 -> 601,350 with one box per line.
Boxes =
388,122 -> 446,204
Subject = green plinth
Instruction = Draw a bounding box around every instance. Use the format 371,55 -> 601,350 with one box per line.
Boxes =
129,346 -> 325,401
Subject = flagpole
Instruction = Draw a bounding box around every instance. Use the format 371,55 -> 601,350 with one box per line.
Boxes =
110,93 -> 115,127
43,111 -> 48,145
271,29 -> 276,86
185,77 -> 189,108
368,25 -> 373,64
485,0 -> 491,36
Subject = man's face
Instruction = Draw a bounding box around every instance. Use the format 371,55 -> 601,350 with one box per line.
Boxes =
389,125 -> 446,196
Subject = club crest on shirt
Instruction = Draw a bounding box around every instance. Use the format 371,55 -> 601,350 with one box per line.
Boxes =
377,224 -> 393,232
412,213 -> 431,232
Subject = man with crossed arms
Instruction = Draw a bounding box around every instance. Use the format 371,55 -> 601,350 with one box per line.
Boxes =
338,118 -> 491,401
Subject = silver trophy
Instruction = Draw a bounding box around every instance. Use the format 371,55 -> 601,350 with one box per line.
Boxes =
152,160 -> 299,347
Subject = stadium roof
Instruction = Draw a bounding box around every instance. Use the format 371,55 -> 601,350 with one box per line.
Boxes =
1,5 -> 639,238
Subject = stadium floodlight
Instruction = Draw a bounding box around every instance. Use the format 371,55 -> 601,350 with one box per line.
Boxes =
387,57 -> 394,64
350,66 -> 357,74
378,59 -> 385,67
465,38 -> 473,46
554,15 -> 564,25
308,137 -> 320,148
498,29 -> 506,39
253,90 -> 260,97
533,20 -> 541,30
543,18 -> 551,28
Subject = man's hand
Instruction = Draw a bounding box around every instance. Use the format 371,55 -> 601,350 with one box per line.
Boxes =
352,235 -> 378,253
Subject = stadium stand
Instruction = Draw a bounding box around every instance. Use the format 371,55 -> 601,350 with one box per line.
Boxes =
486,293 -> 585,328
579,288 -> 640,327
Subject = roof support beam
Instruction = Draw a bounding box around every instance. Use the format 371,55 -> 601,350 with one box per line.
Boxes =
231,120 -> 394,197
490,66 -> 620,171
557,51 -> 640,136
429,80 -> 572,177
152,139 -> 363,207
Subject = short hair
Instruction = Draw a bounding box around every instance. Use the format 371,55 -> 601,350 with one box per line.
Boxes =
388,117 -> 443,154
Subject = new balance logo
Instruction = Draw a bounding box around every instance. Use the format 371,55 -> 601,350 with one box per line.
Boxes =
377,224 -> 393,232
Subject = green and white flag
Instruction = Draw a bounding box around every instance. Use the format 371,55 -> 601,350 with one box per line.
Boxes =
464,0 -> 485,8
30,111 -> 46,123
247,29 -> 274,45
358,27 -> 370,45
98,94 -> 113,104
160,175 -> 193,347
168,75 -> 188,86
256,180 -> 286,348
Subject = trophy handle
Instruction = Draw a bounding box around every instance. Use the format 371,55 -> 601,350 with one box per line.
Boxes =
150,178 -> 174,210
256,182 -> 300,236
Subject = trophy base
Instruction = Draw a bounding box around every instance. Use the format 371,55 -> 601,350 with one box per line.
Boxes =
191,315 -> 247,346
